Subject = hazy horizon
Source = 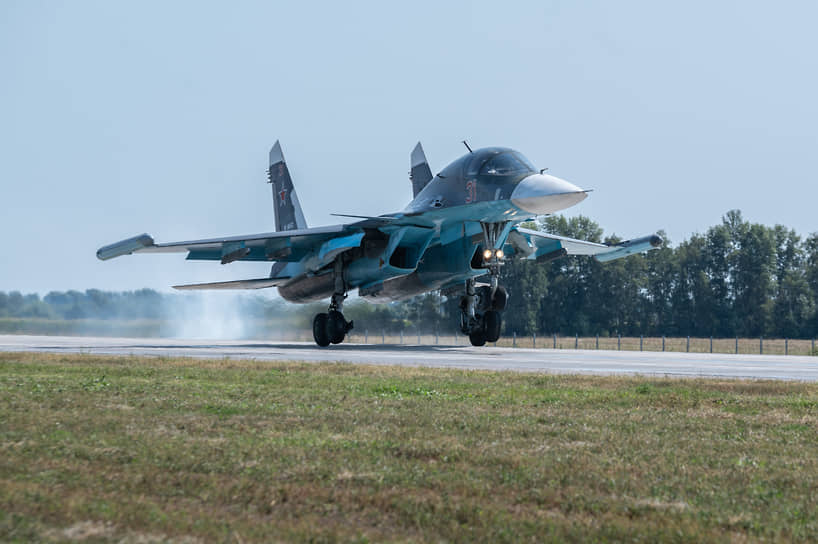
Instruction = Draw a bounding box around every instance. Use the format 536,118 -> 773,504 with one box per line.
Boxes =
2,1 -> 816,293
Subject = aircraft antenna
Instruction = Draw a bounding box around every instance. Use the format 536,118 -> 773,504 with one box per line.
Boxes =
462,140 -> 473,153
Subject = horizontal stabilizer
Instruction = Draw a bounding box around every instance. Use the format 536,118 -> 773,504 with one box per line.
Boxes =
172,277 -> 290,290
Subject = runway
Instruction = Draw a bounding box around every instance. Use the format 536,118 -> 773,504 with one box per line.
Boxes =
3,334 -> 818,380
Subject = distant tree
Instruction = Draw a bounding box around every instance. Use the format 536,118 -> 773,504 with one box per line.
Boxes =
770,226 -> 813,337
704,219 -> 735,336
671,234 -> 711,336
642,231 -> 676,335
501,258 -> 548,335
731,222 -> 775,337
539,215 -> 604,335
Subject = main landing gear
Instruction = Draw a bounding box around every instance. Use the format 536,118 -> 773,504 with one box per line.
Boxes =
313,292 -> 354,347
460,222 -> 509,347
313,257 -> 353,347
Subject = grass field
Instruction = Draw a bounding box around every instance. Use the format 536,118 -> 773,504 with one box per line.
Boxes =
2,353 -> 818,542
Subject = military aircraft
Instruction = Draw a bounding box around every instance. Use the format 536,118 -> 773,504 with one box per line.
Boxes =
98,141 -> 661,346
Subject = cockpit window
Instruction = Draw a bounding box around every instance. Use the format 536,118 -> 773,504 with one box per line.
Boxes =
512,152 -> 537,172
479,152 -> 533,176
465,152 -> 492,177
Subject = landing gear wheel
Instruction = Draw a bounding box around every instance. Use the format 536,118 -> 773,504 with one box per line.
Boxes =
491,287 -> 508,311
484,310 -> 502,343
327,310 -> 347,344
469,330 -> 487,347
313,313 -> 330,347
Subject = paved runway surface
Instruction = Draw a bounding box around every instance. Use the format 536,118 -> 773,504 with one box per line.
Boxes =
3,335 -> 818,380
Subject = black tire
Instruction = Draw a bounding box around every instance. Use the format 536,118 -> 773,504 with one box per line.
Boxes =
469,330 -> 487,347
313,313 -> 330,347
476,285 -> 492,312
327,310 -> 347,344
484,310 -> 502,343
492,286 -> 508,311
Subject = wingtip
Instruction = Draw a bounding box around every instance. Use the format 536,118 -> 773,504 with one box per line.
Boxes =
96,233 -> 154,261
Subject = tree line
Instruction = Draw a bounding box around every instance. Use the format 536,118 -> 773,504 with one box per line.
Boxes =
500,210 -> 818,338
2,210 -> 817,339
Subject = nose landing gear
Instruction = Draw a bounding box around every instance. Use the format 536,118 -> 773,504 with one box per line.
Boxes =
461,282 -> 507,346
460,222 -> 509,347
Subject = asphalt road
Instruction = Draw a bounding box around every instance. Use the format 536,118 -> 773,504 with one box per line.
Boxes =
3,334 -> 818,381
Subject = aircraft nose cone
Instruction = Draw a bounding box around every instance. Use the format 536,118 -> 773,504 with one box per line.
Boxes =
510,173 -> 588,214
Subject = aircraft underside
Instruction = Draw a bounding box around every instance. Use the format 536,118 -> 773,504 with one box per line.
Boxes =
293,221 -> 513,347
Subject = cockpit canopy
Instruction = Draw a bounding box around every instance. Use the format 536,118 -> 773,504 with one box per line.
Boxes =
432,147 -> 538,189
470,150 -> 537,177
436,147 -> 537,180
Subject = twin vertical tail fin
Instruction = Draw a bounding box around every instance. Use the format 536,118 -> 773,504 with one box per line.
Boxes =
410,142 -> 433,197
267,140 -> 308,232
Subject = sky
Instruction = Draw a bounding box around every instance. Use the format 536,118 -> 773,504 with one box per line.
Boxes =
1,0 -> 816,293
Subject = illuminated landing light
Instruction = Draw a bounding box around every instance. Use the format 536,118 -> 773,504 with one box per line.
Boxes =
483,249 -> 493,260
495,249 -> 504,259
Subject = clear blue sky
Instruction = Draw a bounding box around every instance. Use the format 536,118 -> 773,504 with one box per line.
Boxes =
2,0 -> 816,293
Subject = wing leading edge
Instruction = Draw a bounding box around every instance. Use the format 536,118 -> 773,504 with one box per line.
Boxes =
97,225 -> 347,261
172,277 -> 291,290
96,224 -> 359,290
507,227 -> 662,263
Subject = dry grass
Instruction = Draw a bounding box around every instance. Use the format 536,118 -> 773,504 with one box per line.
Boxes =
2,352 -> 818,542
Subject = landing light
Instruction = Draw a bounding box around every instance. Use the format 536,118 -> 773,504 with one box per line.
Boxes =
495,249 -> 504,259
483,249 -> 493,260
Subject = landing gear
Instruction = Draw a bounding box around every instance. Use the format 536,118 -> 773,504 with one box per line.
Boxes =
313,313 -> 330,347
460,222 -> 509,347
312,258 -> 354,347
462,290 -> 505,346
327,310 -> 348,344
469,330 -> 487,347
484,310 -> 502,343
312,292 -> 354,347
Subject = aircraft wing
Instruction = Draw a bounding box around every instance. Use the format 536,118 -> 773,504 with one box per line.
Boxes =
172,277 -> 291,290
96,225 -> 352,264
96,217 -> 435,290
508,227 -> 662,263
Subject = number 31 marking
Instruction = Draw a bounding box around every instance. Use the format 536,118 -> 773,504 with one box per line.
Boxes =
465,180 -> 477,203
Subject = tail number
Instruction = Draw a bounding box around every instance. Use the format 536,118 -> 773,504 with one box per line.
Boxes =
465,180 -> 477,203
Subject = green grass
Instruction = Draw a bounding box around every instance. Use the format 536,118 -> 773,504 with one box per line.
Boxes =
2,353 -> 818,542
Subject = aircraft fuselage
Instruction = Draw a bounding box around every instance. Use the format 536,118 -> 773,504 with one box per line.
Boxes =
278,147 -> 586,303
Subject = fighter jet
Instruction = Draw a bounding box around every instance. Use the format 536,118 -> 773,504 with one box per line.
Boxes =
98,141 -> 661,346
